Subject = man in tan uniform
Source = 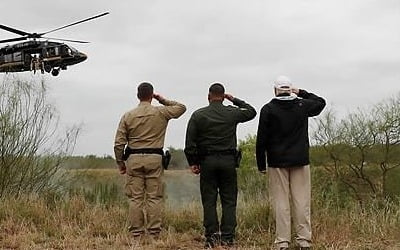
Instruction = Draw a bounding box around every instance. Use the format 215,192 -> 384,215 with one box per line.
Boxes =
114,82 -> 186,240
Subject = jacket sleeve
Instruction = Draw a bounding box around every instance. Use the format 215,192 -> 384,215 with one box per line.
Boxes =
114,114 -> 128,163
184,113 -> 200,166
232,97 -> 257,123
158,98 -> 187,120
298,89 -> 326,117
256,106 -> 268,172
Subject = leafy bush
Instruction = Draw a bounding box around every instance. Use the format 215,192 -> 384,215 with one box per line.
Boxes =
0,77 -> 79,198
313,94 -> 400,201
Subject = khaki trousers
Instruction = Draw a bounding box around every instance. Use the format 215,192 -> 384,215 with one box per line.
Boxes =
268,165 -> 311,248
125,154 -> 164,236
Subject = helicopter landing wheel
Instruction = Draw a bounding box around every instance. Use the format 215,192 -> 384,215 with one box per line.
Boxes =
61,65 -> 67,70
51,68 -> 60,76
44,64 -> 52,73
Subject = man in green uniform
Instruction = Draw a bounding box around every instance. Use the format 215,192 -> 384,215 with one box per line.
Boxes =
184,83 -> 256,248
114,82 -> 186,241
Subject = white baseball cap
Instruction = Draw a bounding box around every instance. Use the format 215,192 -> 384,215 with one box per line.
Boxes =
273,75 -> 292,89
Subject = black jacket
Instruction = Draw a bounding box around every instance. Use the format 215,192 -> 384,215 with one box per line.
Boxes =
256,89 -> 326,171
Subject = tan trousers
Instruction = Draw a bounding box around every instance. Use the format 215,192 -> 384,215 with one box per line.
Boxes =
268,165 -> 311,248
125,154 -> 164,236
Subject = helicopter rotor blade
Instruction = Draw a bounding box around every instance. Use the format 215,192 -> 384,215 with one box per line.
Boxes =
0,24 -> 31,36
0,36 -> 28,44
43,12 -> 109,35
42,36 -> 90,43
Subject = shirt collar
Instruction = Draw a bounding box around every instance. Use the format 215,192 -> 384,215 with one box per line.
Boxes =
274,93 -> 297,101
138,101 -> 151,106
209,101 -> 223,106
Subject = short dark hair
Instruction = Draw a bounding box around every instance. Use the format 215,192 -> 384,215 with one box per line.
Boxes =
209,83 -> 225,97
137,82 -> 153,100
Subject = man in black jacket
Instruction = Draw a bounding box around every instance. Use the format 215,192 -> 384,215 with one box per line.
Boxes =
256,76 -> 326,250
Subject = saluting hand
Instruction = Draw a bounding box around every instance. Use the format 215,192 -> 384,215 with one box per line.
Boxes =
153,93 -> 165,102
191,165 -> 201,175
224,94 -> 234,102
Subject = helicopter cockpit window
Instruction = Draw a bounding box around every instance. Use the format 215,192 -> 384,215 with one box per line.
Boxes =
46,47 -> 59,57
69,46 -> 79,53
61,45 -> 73,56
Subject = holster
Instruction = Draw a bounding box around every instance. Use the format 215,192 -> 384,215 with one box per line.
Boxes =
122,147 -> 131,161
162,150 -> 171,170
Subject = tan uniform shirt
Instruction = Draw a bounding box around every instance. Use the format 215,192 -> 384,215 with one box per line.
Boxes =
114,99 -> 186,163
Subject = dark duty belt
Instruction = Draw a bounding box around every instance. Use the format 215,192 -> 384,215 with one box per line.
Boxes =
200,149 -> 237,156
122,147 -> 163,161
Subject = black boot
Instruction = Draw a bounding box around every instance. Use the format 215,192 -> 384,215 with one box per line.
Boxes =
204,233 -> 220,249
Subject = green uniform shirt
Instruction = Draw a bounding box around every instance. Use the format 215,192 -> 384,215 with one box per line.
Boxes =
184,98 -> 256,166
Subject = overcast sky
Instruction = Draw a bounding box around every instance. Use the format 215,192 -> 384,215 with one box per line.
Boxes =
1,0 -> 399,156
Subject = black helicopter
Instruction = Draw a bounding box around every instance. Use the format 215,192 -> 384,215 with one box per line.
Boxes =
0,12 -> 109,76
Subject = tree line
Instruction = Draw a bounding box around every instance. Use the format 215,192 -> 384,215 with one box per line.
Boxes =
1,77 -> 399,203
